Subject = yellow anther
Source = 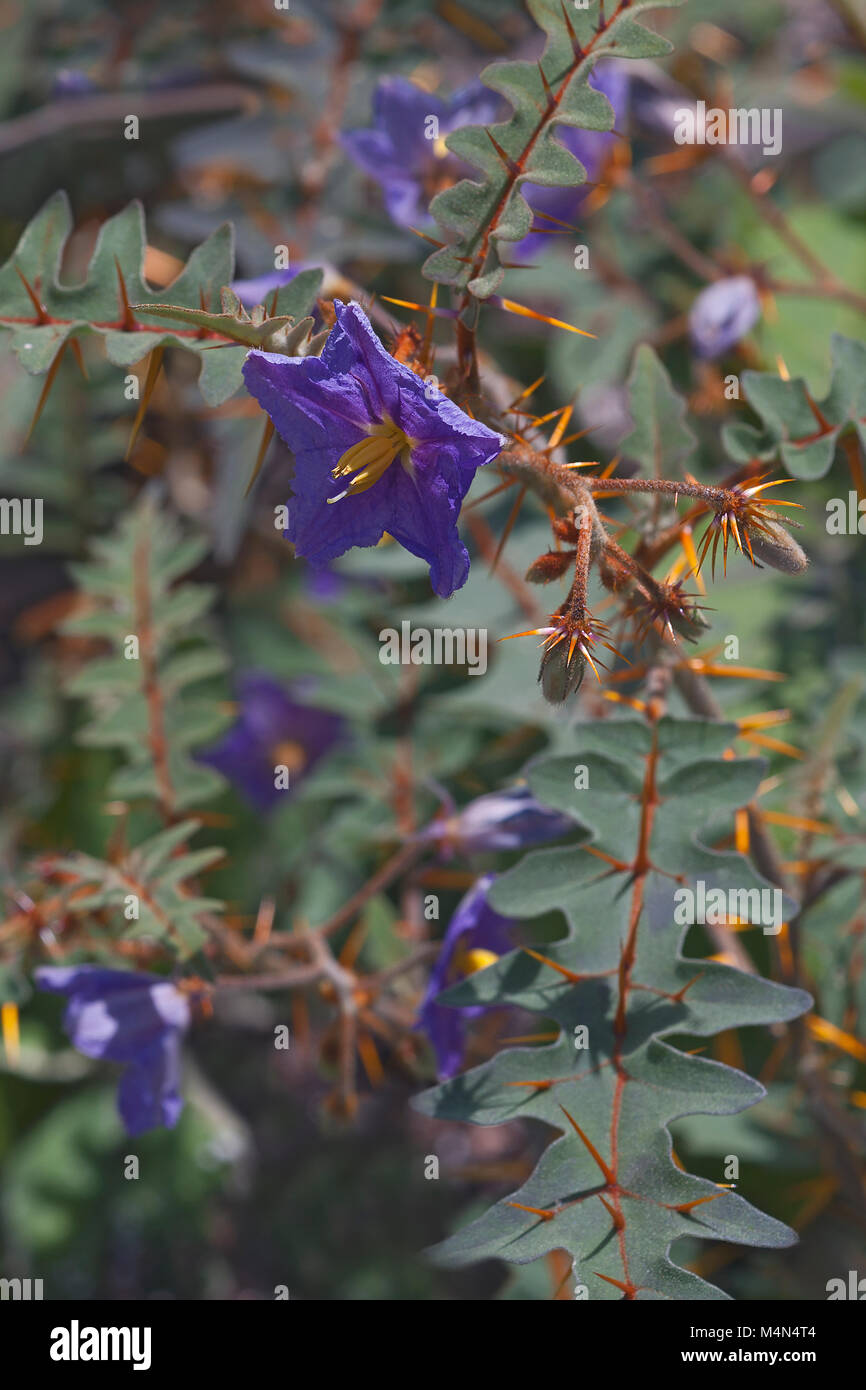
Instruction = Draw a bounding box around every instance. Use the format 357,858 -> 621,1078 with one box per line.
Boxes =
2,1002 -> 20,1067
271,740 -> 307,774
329,418 -> 413,503
456,947 -> 500,976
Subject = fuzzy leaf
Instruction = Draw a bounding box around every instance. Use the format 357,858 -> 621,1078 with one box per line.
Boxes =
423,0 -> 685,298
415,718 -> 811,1298
0,193 -> 322,405
62,496 -> 231,815
620,343 -> 696,475
723,334 -> 866,480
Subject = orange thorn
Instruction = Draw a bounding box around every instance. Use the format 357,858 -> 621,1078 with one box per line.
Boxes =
598,1193 -> 624,1229
125,346 -> 165,462
485,128 -> 521,175
493,296 -> 597,339
23,340 -> 68,443
14,265 -> 49,323
407,226 -> 445,247
580,843 -> 631,871
523,948 -> 583,983
671,972 -> 704,1004
559,1105 -> 615,1185
114,257 -> 138,332
537,60 -> 555,109
548,402 -> 574,451
507,1201 -> 555,1221
593,1271 -> 636,1297
671,1192 -> 722,1214
357,1030 -> 385,1088
69,337 -> 88,380
245,414 -> 276,496
490,484 -> 527,573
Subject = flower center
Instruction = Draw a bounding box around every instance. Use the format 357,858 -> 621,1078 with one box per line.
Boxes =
328,417 -> 413,504
271,740 -> 308,774
455,946 -> 500,977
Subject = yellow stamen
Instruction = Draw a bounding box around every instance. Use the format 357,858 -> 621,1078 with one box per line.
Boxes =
272,740 -> 307,774
328,418 -> 413,503
456,947 -> 499,975
2,1002 -> 20,1067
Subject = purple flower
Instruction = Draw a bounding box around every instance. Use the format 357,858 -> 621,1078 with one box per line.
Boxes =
52,69 -> 100,98
340,77 -> 501,230
516,61 -> 629,258
243,301 -> 504,598
689,276 -> 761,359
417,874 -> 514,1078
231,267 -> 299,310
198,673 -> 346,813
423,785 -> 572,857
35,966 -> 192,1136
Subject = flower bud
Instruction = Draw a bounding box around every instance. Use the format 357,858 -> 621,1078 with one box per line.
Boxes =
539,639 -> 586,704
747,519 -> 808,574
525,550 -> 575,584
689,276 -> 760,359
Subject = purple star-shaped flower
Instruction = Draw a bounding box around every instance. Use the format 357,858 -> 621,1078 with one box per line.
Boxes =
340,77 -> 501,230
243,301 -> 504,597
35,966 -> 192,1136
423,785 -> 573,857
198,673 -> 346,813
689,276 -> 761,359
417,874 -> 515,1078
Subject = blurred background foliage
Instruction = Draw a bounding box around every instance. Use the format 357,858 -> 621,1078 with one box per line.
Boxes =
0,0 -> 864,1299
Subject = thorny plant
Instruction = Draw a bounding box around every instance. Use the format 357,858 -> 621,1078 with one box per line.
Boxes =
0,0 -> 865,1300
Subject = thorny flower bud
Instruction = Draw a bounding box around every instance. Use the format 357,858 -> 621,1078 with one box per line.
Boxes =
525,550 -> 576,584
539,635 -> 587,704
745,515 -> 809,574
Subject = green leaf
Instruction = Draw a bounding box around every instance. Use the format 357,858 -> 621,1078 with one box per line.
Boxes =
621,344 -> 696,476
62,495 -> 231,815
415,718 -> 811,1298
423,0 -> 686,297
723,334 -> 866,480
0,194 -> 323,405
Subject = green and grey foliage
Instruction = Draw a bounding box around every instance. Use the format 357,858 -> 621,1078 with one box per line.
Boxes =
417,719 -> 812,1298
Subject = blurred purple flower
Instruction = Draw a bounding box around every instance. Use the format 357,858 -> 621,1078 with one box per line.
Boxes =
689,276 -> 761,358
340,76 -> 501,229
243,301 -> 504,597
516,61 -> 629,259
35,966 -> 192,1136
423,785 -> 572,857
417,874 -> 514,1078
232,267 -> 299,309
198,673 -> 345,813
52,69 -> 100,98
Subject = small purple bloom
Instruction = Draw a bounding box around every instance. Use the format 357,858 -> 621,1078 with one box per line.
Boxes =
231,267 -> 299,310
35,966 -> 191,1136
424,786 -> 572,857
417,874 -> 514,1078
340,77 -> 501,230
198,673 -> 346,813
243,301 -> 504,597
689,276 -> 761,359
52,69 -> 100,98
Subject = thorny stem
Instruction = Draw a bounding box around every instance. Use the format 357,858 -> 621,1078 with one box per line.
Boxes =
452,0 -> 635,391
132,523 -> 176,822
